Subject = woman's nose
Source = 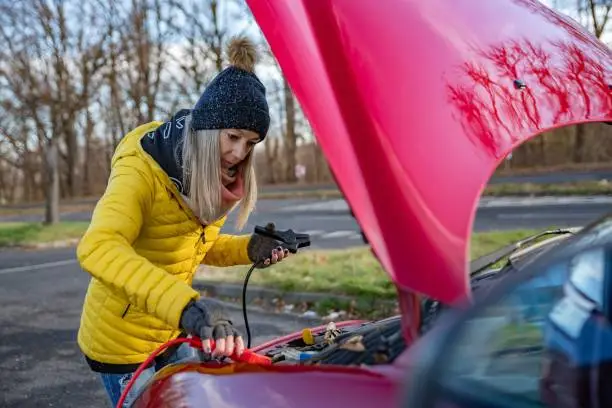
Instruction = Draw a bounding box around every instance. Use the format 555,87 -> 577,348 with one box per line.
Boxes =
232,143 -> 248,161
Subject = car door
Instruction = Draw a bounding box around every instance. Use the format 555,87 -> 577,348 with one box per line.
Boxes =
403,216 -> 612,408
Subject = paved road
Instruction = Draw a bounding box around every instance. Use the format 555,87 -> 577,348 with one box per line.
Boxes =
253,170 -> 612,193
0,252 -> 320,408
0,193 -> 610,407
4,196 -> 610,249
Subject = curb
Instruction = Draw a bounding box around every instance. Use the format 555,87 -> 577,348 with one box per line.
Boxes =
0,238 -> 80,251
192,280 -> 331,323
192,279 -> 398,321
26,238 -> 80,250
192,280 -> 360,305
212,295 -> 325,325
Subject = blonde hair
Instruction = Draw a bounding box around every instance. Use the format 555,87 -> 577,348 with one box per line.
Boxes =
179,114 -> 257,230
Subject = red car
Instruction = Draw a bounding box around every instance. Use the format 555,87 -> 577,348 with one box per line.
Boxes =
128,0 -> 612,407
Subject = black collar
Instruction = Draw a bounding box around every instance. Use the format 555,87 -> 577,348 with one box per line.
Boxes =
140,109 -> 191,194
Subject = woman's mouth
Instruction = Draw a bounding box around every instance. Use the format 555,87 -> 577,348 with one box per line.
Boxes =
225,165 -> 237,178
220,164 -> 244,202
222,160 -> 238,176
221,163 -> 239,186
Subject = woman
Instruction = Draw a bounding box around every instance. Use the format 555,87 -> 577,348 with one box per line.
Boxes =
76,36 -> 288,407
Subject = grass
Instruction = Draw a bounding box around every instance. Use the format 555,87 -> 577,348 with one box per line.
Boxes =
495,162 -> 612,176
0,203 -> 96,217
483,180 -> 612,197
0,222 -> 89,247
197,229 -> 541,301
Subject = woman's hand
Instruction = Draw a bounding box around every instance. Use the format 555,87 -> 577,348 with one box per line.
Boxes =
180,298 -> 245,358
247,233 -> 290,267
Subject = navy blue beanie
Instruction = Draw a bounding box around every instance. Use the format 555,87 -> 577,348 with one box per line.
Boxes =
191,37 -> 270,140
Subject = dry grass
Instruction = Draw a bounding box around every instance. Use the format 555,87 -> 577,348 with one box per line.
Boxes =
197,229 -> 541,300
0,222 -> 89,247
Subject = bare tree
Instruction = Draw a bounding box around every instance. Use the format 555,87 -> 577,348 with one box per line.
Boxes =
40,0 -> 108,197
93,0 -> 176,169
262,137 -> 280,184
120,0 -> 173,124
574,0 -> 612,162
579,0 -> 612,38
0,0 -> 113,219
0,0 -> 333,208
45,141 -> 60,224
165,0 -> 248,111
282,77 -> 298,182
551,0 -> 612,162
0,1 -> 58,219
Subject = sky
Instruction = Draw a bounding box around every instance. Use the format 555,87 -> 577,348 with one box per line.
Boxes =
117,0 -> 612,143
9,0 -> 608,148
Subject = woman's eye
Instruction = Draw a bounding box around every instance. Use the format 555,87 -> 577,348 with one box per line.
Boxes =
229,134 -> 240,141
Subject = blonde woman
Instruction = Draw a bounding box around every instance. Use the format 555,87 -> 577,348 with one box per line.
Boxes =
76,37 -> 288,407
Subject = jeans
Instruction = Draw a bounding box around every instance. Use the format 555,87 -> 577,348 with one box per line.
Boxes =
99,343 -> 197,408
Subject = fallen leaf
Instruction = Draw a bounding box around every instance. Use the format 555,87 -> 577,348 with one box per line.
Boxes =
373,352 -> 388,363
339,335 -> 366,352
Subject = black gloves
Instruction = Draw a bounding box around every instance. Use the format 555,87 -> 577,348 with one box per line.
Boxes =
180,298 -> 244,356
247,233 -> 289,267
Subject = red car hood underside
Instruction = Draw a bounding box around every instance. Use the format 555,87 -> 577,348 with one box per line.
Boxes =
248,0 -> 612,304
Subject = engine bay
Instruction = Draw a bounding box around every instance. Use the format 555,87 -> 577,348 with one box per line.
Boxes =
203,229 -> 576,371
262,316 -> 406,366
257,230 -> 575,368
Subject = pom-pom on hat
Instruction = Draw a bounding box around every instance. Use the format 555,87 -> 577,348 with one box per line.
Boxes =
191,36 -> 270,140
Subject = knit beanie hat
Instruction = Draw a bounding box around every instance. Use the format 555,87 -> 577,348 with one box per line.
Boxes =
191,37 -> 270,140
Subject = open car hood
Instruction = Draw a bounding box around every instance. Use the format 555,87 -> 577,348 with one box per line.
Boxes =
247,0 -> 612,304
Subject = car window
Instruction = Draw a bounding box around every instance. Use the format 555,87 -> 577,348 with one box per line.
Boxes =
436,249 -> 606,406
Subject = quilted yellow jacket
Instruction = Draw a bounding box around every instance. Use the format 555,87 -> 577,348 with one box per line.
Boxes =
76,121 -> 253,370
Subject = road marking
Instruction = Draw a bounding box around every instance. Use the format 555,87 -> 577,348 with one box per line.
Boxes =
284,196 -> 612,213
282,200 -> 349,212
303,230 -> 326,236
480,196 -> 612,208
299,230 -> 363,239
0,259 -> 77,276
497,213 -> 597,220
320,230 -> 360,239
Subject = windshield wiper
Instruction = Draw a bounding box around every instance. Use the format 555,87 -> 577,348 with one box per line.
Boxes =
469,228 -> 579,276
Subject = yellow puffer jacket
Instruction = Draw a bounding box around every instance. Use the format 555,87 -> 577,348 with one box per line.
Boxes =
76,121 -> 252,367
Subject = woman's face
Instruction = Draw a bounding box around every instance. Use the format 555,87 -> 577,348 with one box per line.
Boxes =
219,129 -> 259,185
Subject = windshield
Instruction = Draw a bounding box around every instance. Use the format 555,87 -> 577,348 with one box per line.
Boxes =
432,228 -> 611,406
568,248 -> 605,306
442,259 -> 569,402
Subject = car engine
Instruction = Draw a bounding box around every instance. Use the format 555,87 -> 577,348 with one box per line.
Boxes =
262,316 -> 405,366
